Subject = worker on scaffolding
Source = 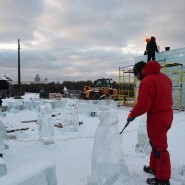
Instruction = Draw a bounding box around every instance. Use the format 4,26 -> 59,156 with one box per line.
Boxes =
127,61 -> 173,185
145,36 -> 159,62
144,38 -> 151,55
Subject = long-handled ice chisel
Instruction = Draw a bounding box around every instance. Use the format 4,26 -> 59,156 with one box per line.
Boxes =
119,121 -> 130,134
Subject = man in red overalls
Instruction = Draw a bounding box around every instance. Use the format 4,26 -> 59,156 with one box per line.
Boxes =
127,61 -> 173,185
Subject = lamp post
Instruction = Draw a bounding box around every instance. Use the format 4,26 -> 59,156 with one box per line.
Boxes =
17,39 -> 21,96
18,39 -> 21,85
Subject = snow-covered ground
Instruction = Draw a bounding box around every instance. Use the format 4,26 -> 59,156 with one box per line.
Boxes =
0,93 -> 185,185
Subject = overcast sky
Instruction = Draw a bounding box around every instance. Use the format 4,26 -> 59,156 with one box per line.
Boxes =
0,0 -> 185,82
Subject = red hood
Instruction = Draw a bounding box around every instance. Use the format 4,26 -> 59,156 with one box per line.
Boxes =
143,61 -> 161,77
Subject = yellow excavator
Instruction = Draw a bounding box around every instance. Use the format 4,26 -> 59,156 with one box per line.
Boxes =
81,78 -> 118,100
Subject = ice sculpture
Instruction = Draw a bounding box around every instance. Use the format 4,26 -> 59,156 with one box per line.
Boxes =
0,120 -> 6,154
88,111 -> 133,185
61,99 -> 79,131
7,101 -> 23,113
38,104 -> 54,145
135,115 -> 150,155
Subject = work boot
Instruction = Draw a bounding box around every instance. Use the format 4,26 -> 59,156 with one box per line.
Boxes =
143,165 -> 156,175
146,178 -> 170,185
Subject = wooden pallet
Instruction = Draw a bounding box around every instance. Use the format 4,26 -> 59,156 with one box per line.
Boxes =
2,120 -> 29,133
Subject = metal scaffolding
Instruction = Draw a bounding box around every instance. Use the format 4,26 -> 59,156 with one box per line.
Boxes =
118,61 -> 184,110
118,65 -> 136,106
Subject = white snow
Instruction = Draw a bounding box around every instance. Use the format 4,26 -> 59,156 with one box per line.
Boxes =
0,93 -> 185,185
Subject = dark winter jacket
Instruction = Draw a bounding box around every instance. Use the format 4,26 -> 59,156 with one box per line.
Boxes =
146,37 -> 158,54
130,61 -> 173,119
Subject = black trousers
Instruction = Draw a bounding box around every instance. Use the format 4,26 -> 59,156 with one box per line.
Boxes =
147,53 -> 155,61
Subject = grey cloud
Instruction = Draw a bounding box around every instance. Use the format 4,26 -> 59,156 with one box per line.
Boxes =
0,0 -> 44,41
0,0 -> 185,82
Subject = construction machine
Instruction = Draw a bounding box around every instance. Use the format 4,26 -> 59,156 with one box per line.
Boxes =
81,78 -> 118,100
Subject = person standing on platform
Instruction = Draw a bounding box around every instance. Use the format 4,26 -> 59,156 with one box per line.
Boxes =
145,36 -> 159,61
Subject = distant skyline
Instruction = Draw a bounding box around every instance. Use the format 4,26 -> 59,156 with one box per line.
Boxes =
1,0 -> 185,82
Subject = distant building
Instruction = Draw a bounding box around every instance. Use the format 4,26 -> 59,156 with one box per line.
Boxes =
0,76 -> 13,85
0,76 -> 12,98
35,74 -> 41,83
43,77 -> 48,83
33,74 -> 49,84
0,75 -> 12,81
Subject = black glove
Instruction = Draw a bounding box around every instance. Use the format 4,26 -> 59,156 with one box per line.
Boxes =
127,113 -> 135,122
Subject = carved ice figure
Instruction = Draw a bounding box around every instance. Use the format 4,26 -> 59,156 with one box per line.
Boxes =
135,115 -> 150,155
38,103 -> 54,145
62,99 -> 79,131
0,120 -> 6,154
88,111 -> 134,185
